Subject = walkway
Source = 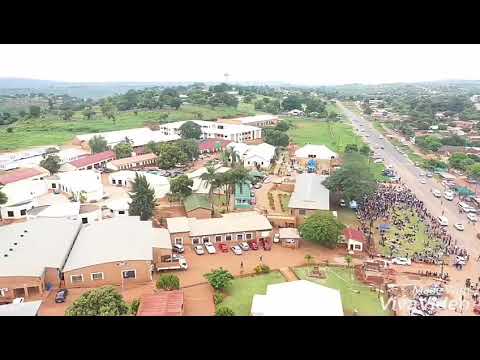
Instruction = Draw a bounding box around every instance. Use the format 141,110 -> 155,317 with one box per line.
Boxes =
280,267 -> 299,281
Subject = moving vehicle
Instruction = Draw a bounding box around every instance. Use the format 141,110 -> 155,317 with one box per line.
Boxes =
419,178 -> 427,184
204,242 -> 216,254
391,257 -> 412,266
172,244 -> 185,253
467,213 -> 478,222
231,245 -> 242,255
431,189 -> 442,198
55,289 -> 69,303
420,172 -> 425,177
426,172 -> 433,178
238,242 -> 250,251
248,240 -> 259,250
193,245 -> 205,255
444,191 -> 455,201
157,258 -> 188,271
437,216 -> 449,226
454,223 -> 465,231
218,243 -> 228,253
273,233 -> 280,243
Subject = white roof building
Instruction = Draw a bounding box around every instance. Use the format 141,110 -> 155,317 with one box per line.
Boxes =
227,142 -> 275,169
0,300 -> 42,316
251,280 -> 344,316
295,144 -> 338,160
0,148 -> 89,170
63,216 -> 156,272
288,173 -> 330,210
74,127 -> 180,148
109,171 -> 170,199
0,218 -> 82,277
0,179 -> 49,208
158,120 -> 262,143
53,170 -> 104,202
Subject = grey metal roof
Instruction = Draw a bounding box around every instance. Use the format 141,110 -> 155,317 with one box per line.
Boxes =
0,301 -> 42,316
0,218 -> 81,277
288,173 -> 330,210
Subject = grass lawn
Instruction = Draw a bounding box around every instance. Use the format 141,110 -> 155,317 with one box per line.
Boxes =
335,207 -> 360,227
221,271 -> 286,316
372,162 -> 390,182
288,120 -> 364,153
377,209 -> 442,258
294,266 -> 393,316
0,104 -> 256,151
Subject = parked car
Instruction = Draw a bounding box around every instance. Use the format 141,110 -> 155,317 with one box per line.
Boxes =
467,213 -> 478,222
263,176 -> 273,184
260,238 -> 272,251
218,243 -> 228,252
431,189 -> 442,198
231,245 -> 242,255
55,289 -> 68,303
438,216 -> 449,226
172,244 -> 185,253
238,242 -> 250,251
444,191 -> 455,201
204,242 -> 216,254
419,178 -> 427,184
426,172 -> 433,177
248,240 -> 258,250
193,245 -> 205,255
391,257 -> 412,266
254,183 -> 262,189
12,297 -> 24,304
454,223 -> 465,231
273,233 -> 280,243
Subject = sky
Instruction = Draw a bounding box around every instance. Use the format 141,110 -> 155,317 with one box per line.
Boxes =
0,44 -> 479,86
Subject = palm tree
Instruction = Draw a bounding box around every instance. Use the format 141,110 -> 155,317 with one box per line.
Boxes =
200,165 -> 218,202
221,147 -> 240,167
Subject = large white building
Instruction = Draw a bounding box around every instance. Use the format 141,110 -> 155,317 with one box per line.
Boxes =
227,142 -> 276,169
0,179 -> 49,220
73,127 -> 181,148
158,120 -> 262,143
0,148 -> 89,170
108,171 -> 170,199
47,170 -> 104,203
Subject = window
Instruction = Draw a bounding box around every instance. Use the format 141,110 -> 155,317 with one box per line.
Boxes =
225,234 -> 232,241
245,233 -> 253,240
91,272 -> 104,281
175,238 -> 183,245
7,211 -> 14,217
192,238 -> 200,245
71,274 -> 84,284
122,270 -> 136,279
236,234 -> 243,241
354,244 -> 362,250
20,209 -> 27,216
112,179 -> 116,184
52,183 -> 57,189
119,210 -> 125,215
299,209 -> 306,215
202,236 -> 210,243
215,235 -> 222,242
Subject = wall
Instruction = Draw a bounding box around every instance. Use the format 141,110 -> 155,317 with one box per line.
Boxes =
63,260 -> 152,289
169,231 -> 190,246
0,276 -> 43,300
186,208 -> 212,219
153,247 -> 173,267
0,201 -> 35,219
44,267 -> 62,289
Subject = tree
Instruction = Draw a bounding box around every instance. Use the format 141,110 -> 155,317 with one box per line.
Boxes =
168,97 -> 182,110
101,100 -> 117,124
425,159 -> 448,171
89,135 -> 109,154
467,163 -> 480,180
215,306 -> 235,316
221,147 -> 239,167
128,173 -> 156,221
169,175 -> 193,200
61,109 -> 74,121
200,165 -> 218,201
264,129 -> 289,147
299,212 -> 345,248
0,191 -> 7,205
156,143 -> 188,169
359,144 -> 372,157
448,153 -> 475,171
282,95 -> 303,111
344,144 -> 359,153
29,105 -> 41,117
179,121 -> 202,139
204,267 -> 234,291
130,299 -> 140,315
156,274 -> 180,290
114,142 -> 133,159
324,152 -> 377,202
82,107 -> 96,120
275,121 -> 290,132
176,139 -> 199,161
39,155 -> 61,174
66,286 -> 129,316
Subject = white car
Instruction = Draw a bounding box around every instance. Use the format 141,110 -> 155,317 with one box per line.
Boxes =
238,242 -> 250,251
420,172 -> 425,177
431,189 -> 441,198
231,245 -> 242,255
437,216 -> 449,226
273,233 -> 280,243
204,242 -> 216,254
467,213 -> 478,222
193,245 -> 205,255
391,257 -> 412,266
419,178 -> 426,184
373,158 -> 384,164
444,191 -> 454,201
12,297 -> 24,304
454,223 -> 465,231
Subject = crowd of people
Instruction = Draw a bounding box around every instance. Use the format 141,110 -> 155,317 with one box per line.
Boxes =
357,183 -> 469,269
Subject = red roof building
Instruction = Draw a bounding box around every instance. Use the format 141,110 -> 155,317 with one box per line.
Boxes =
137,291 -> 184,316
344,227 -> 366,242
0,167 -> 48,185
68,150 -> 115,170
198,139 -> 232,153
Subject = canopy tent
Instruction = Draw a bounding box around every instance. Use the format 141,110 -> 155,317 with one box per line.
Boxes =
379,223 -> 391,231
456,187 -> 474,197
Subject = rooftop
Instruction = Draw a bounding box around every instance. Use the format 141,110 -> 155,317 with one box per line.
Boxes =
0,218 -> 82,277
222,114 -> 278,124
295,144 -> 338,160
0,167 -> 47,185
68,151 -> 115,169
183,194 -> 212,212
109,153 -> 158,168
63,217 -> 158,272
198,139 -> 232,152
166,216 -> 190,233
343,227 -> 366,242
137,291 -> 184,316
0,301 -> 42,316
75,127 -> 180,147
279,227 -> 301,239
288,173 -> 330,210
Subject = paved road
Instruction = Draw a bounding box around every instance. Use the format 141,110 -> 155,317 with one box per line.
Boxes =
337,101 -> 480,258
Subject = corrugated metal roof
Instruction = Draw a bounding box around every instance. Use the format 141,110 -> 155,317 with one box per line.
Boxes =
0,167 -> 46,185
288,173 -> 330,210
69,151 -> 115,169
137,291 -> 184,316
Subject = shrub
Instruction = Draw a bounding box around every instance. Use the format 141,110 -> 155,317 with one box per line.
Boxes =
130,298 -> 140,315
216,306 -> 235,316
254,264 -> 271,274
213,291 -> 225,305
6,127 -> 13,133
204,267 -> 234,291
156,274 -> 180,291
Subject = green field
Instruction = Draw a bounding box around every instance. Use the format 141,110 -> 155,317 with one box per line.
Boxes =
294,266 -> 393,316
287,119 -> 364,153
0,103 -> 255,151
221,272 -> 286,316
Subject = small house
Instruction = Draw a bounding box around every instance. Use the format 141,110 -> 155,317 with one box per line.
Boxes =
344,227 -> 366,253
278,227 -> 301,248
183,194 -> 212,219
